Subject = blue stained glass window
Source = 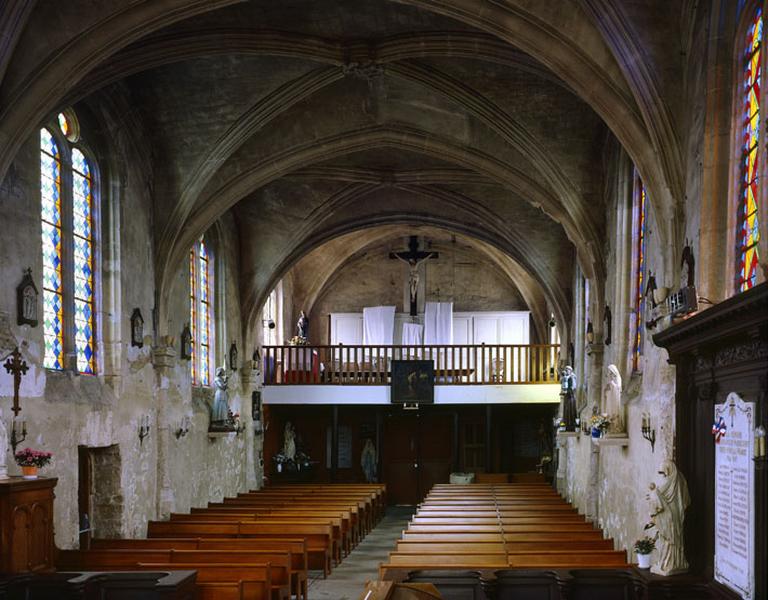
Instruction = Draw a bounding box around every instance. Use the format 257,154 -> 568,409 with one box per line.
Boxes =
40,129 -> 63,370
40,116 -> 98,374
72,148 -> 95,374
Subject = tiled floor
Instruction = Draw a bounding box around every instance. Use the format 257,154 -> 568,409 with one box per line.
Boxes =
307,506 -> 415,600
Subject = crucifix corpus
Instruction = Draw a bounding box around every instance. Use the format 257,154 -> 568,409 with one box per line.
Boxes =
3,347 -> 28,417
389,236 -> 439,316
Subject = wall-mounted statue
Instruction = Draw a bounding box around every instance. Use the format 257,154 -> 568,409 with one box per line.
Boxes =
210,367 -> 229,428
646,460 -> 691,576
602,364 -> 624,435
560,365 -> 577,431
361,438 -> 377,483
296,311 -> 309,340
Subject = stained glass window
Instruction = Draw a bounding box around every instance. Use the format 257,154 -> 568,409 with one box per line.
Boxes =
737,8 -> 763,292
189,249 -> 197,383
40,113 -> 98,374
633,176 -> 647,372
190,239 -> 213,386
40,128 -> 63,370
72,148 -> 95,374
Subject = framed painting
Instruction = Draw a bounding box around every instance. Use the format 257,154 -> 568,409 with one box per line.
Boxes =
391,360 -> 434,404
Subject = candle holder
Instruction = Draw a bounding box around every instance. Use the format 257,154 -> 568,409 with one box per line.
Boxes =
754,425 -> 766,469
175,415 -> 191,439
641,412 -> 656,452
138,415 -> 151,445
10,416 -> 27,452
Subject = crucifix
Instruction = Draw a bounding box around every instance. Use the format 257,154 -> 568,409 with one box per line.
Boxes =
389,236 -> 439,316
3,347 -> 28,417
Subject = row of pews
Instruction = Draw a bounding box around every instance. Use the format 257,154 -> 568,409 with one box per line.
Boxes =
379,483 -> 628,582
56,483 -> 386,600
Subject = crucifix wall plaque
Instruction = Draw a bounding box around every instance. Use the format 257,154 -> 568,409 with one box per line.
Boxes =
389,236 -> 439,316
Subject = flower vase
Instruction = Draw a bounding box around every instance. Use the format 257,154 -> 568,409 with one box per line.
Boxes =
21,465 -> 39,479
637,552 -> 651,569
591,427 -> 601,439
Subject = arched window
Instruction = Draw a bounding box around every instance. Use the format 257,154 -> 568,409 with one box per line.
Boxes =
190,238 -> 214,386
736,7 -> 763,292
632,172 -> 647,372
40,111 -> 98,373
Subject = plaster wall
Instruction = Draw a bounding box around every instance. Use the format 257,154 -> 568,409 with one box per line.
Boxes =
559,140 -> 681,561
0,120 -> 257,547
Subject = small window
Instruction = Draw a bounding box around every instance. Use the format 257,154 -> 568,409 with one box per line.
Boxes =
190,238 -> 214,386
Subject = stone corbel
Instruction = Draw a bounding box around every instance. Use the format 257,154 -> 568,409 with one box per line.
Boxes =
586,342 -> 604,357
151,341 -> 176,372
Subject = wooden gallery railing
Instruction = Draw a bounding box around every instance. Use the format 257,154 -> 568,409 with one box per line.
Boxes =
262,344 -> 560,385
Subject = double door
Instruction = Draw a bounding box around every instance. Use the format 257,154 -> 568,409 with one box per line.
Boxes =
381,410 -> 452,505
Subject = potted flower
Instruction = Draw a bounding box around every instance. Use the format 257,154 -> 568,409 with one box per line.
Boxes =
589,414 -> 610,438
14,448 -> 53,479
633,536 -> 656,569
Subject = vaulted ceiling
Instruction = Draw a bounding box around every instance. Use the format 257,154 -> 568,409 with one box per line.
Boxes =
0,0 -> 697,343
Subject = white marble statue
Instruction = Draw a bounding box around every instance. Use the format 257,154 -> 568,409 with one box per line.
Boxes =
283,421 -> 296,462
602,364 -> 624,434
210,367 -> 229,425
647,459 -> 691,576
0,408 -> 8,479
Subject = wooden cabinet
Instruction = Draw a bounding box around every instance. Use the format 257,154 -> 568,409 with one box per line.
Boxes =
0,477 -> 57,573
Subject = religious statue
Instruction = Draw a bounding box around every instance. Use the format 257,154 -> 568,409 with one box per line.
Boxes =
602,364 -> 624,435
646,460 -> 691,576
282,421 -> 296,462
361,438 -> 377,483
296,311 -> 309,340
560,365 -> 577,431
0,408 -> 8,479
210,367 -> 229,427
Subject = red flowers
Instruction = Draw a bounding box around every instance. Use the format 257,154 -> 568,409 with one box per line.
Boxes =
14,448 -> 53,468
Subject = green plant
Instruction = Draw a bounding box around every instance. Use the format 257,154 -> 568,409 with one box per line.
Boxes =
633,536 -> 656,554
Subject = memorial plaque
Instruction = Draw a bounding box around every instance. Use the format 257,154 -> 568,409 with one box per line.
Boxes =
714,392 -> 755,600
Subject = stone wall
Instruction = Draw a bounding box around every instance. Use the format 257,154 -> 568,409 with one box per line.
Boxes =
309,239 -> 528,344
0,116 -> 258,548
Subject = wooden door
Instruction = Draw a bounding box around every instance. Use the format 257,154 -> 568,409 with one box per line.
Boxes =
382,410 -> 454,505
382,412 -> 420,505
78,446 -> 92,549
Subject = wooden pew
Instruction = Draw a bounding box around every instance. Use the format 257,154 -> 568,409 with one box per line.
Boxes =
139,564 -> 273,600
88,537 -> 308,600
57,549 -> 290,600
147,519 -> 334,577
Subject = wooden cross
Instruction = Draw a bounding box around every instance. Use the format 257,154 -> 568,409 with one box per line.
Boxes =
389,236 -> 439,316
3,347 -> 28,417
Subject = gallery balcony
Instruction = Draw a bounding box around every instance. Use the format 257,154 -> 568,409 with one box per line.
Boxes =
262,344 -> 562,405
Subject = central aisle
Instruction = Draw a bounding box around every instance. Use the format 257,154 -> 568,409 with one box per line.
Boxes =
308,506 -> 415,600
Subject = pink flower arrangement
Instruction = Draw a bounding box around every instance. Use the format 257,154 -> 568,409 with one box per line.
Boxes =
14,448 -> 53,468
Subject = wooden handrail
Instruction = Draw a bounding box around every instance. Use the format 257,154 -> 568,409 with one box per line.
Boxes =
262,344 -> 561,386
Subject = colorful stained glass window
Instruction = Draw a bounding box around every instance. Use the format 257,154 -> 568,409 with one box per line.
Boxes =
189,249 -> 197,383
737,8 -> 763,292
633,177 -> 647,371
72,148 -> 95,374
190,239 -> 213,386
58,113 -> 70,137
199,241 -> 211,386
40,128 -> 63,370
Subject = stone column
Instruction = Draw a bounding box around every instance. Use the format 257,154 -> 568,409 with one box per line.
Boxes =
152,342 -> 176,520
584,342 -> 604,522
240,365 -> 261,490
